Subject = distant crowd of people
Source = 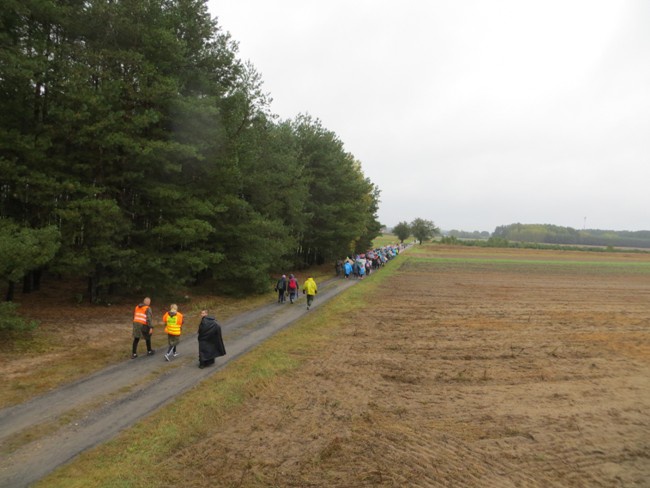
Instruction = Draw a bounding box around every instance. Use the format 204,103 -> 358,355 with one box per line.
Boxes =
335,244 -> 404,279
273,244 -> 404,310
130,243 -> 405,367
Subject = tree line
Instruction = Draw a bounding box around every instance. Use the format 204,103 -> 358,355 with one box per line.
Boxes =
389,221 -> 650,250
0,0 -> 381,303
392,218 -> 440,244
492,224 -> 650,249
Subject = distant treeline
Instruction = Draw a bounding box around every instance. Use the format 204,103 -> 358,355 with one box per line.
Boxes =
444,224 -> 650,250
0,1 -> 381,302
492,224 -> 650,249
447,230 -> 491,239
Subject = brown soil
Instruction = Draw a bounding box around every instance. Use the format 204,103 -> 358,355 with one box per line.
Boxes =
2,247 -> 650,487
173,247 -> 650,487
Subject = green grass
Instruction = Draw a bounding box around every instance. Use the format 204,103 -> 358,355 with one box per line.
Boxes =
406,255 -> 650,274
372,232 -> 402,248
36,254 -> 404,487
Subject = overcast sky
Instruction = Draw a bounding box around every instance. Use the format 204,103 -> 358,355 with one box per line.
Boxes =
207,1 -> 649,232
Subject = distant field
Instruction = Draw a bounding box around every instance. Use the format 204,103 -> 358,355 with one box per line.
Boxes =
373,232 -> 402,247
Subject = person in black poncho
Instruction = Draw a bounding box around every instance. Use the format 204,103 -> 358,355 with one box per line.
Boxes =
197,309 -> 226,369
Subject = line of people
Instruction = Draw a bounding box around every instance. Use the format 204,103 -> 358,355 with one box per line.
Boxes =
335,244 -> 404,279
130,245 -> 403,366
274,274 -> 318,310
131,298 -> 226,369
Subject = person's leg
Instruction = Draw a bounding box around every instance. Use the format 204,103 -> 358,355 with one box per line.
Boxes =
132,323 -> 142,358
145,334 -> 153,354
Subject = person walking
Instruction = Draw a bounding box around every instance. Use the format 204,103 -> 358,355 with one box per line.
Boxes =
163,304 -> 184,361
343,260 -> 352,279
287,274 -> 299,303
302,276 -> 318,310
132,297 -> 154,358
197,309 -> 226,369
275,274 -> 287,303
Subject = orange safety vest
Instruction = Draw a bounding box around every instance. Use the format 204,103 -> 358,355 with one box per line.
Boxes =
163,312 -> 184,336
133,305 -> 150,325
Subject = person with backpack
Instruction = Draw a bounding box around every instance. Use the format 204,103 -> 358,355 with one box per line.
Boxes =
275,274 -> 287,303
287,274 -> 299,303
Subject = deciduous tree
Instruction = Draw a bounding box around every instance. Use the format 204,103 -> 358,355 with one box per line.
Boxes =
392,221 -> 411,243
410,218 -> 439,244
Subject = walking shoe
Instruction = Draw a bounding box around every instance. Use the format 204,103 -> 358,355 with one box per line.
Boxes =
131,353 -> 137,359
173,352 -> 179,358
147,350 -> 155,356
164,352 -> 171,361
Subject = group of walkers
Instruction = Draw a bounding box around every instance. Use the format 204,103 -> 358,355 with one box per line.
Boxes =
335,244 -> 403,279
131,244 -> 403,366
274,274 -> 318,310
131,298 -> 226,369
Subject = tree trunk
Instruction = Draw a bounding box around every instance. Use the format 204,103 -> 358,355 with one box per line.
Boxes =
22,268 -> 42,293
6,281 -> 15,302
32,268 -> 42,291
23,272 -> 33,293
87,276 -> 96,304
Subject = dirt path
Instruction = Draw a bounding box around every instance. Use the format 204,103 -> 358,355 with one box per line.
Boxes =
0,277 -> 357,487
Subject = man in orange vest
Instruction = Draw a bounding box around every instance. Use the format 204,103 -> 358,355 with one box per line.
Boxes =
163,304 -> 184,361
132,297 -> 154,358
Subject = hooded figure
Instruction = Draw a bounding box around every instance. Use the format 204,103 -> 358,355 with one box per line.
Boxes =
287,273 -> 299,303
302,276 -> 318,310
197,310 -> 226,369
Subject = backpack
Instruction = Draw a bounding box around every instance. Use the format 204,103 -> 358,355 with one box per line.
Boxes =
288,278 -> 297,289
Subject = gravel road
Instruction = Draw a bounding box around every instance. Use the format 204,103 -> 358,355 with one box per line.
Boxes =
0,277 -> 357,488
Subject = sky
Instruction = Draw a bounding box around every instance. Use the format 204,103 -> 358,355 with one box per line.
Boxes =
207,0 -> 650,232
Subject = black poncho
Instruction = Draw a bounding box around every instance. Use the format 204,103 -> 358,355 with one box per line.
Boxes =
198,315 -> 226,362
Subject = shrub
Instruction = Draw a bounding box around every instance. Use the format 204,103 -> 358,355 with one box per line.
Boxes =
0,302 -> 38,332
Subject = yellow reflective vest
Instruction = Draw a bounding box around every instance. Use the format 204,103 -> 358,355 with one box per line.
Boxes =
163,311 -> 184,336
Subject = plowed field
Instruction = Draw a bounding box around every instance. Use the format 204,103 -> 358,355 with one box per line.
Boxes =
183,246 -> 650,487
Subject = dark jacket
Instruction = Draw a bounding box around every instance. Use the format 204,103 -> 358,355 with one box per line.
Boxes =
198,315 -> 226,361
276,277 -> 287,291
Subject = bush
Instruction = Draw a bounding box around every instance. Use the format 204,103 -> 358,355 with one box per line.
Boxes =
0,302 -> 38,332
